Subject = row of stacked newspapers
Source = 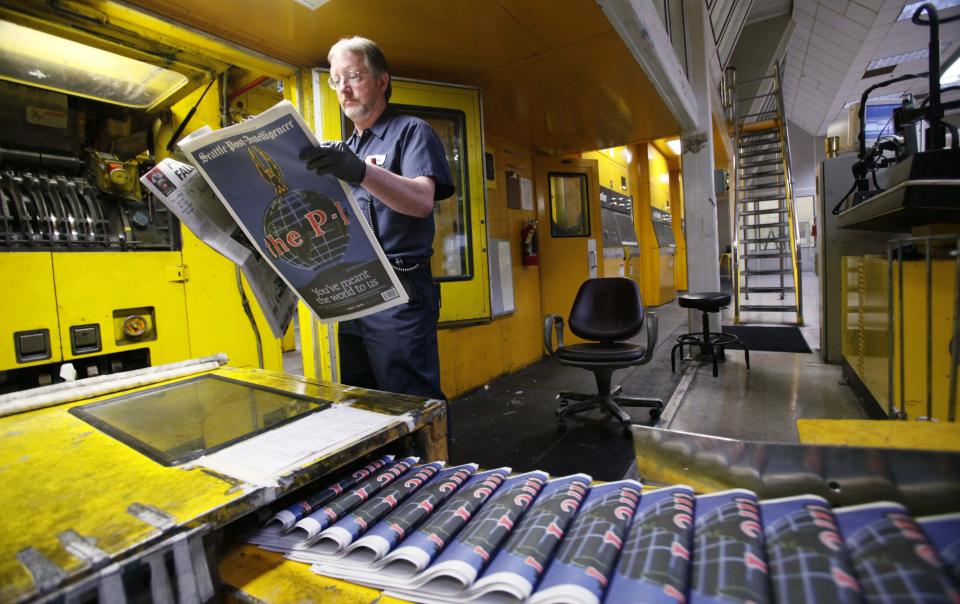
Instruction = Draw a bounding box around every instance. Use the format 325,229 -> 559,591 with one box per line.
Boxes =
243,454 -> 960,603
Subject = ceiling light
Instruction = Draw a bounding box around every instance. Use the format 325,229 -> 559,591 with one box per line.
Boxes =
292,0 -> 331,9
843,93 -> 904,109
867,48 -> 938,71
665,138 -> 681,155
898,0 -> 960,21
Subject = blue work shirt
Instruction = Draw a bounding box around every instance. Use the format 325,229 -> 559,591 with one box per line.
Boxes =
345,107 -> 455,260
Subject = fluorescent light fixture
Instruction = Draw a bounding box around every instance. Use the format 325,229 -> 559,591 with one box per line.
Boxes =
0,19 -> 188,109
292,0 -> 331,9
942,54 -> 960,85
867,48 -> 930,71
665,138 -> 682,155
898,0 -> 960,21
843,92 -> 904,109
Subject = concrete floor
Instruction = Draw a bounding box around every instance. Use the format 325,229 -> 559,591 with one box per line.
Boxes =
664,268 -> 865,443
283,267 -> 866,479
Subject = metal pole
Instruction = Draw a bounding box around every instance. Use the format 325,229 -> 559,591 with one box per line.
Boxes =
950,240 -> 960,422
887,241 -> 895,418
898,243 -> 906,419
926,237 -> 933,420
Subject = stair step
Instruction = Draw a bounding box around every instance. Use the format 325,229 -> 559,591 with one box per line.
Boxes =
740,159 -> 784,169
742,236 -> 790,243
737,133 -> 780,145
742,286 -> 795,293
741,221 -> 790,228
740,208 -> 788,216
739,127 -> 779,138
741,251 -> 789,258
740,183 -> 785,191
740,150 -> 783,160
740,304 -> 798,312
739,170 -> 784,179
741,195 -> 788,203
743,268 -> 794,275
738,140 -> 780,149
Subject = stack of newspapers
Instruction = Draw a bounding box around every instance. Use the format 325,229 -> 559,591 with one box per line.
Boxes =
242,455 -> 960,603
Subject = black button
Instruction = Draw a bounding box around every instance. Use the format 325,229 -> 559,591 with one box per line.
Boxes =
15,329 -> 50,363
71,324 -> 101,355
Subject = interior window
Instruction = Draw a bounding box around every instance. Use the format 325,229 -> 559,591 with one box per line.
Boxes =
549,173 -> 590,237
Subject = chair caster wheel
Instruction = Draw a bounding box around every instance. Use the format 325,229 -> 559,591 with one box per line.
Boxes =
558,422 -> 567,433
649,408 -> 662,421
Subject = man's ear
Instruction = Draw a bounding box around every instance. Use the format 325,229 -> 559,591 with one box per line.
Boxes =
378,72 -> 390,94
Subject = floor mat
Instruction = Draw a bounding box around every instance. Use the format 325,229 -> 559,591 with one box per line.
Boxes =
721,325 -> 812,353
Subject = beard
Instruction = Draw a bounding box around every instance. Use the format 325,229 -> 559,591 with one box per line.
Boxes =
343,99 -> 373,123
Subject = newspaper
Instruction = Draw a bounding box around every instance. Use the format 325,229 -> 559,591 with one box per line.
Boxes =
140,156 -> 297,338
177,101 -> 408,323
240,460 -> 960,604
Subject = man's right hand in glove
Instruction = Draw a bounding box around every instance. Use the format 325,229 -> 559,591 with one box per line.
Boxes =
300,141 -> 366,185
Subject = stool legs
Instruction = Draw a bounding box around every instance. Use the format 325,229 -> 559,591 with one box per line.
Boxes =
671,310 -> 750,376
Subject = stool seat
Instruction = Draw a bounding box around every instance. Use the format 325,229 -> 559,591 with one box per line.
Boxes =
678,292 -> 731,313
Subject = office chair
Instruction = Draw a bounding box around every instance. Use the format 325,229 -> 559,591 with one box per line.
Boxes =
543,277 -> 663,436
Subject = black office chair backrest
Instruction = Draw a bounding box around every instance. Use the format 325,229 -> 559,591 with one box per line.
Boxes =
567,278 -> 645,342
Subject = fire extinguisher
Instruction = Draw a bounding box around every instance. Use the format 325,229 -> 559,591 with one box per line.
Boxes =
521,219 -> 539,266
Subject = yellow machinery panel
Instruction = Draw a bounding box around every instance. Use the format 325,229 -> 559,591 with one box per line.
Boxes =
52,251 -> 191,364
0,2 -> 300,389
843,254 -> 958,421
0,253 -> 63,370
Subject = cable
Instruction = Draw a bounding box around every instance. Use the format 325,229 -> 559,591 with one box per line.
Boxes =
165,78 -> 216,152
831,180 -> 859,215
235,265 -> 264,369
857,73 -> 927,159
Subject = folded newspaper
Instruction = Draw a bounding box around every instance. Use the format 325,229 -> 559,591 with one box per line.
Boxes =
241,461 -> 960,604
140,155 -> 296,338
143,100 -> 407,328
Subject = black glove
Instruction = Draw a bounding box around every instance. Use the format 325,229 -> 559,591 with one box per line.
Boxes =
300,141 -> 366,185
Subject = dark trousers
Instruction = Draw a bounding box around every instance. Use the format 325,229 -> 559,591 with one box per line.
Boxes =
338,267 -> 444,400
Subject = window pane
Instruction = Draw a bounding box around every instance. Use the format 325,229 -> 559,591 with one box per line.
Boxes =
549,173 -> 590,237
69,375 -> 330,466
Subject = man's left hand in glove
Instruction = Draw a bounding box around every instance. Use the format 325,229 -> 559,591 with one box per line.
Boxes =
300,141 -> 366,185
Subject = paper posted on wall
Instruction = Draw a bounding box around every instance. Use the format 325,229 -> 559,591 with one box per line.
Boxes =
176,100 -> 407,323
140,155 -> 296,338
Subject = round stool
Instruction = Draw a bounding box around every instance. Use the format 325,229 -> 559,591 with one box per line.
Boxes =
671,292 -> 750,377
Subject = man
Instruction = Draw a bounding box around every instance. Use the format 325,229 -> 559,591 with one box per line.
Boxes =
301,36 -> 454,400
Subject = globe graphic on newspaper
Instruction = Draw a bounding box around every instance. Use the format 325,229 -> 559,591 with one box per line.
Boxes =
262,189 -> 351,270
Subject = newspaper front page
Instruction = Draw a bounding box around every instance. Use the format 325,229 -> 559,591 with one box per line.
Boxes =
177,101 -> 407,323
140,157 -> 297,338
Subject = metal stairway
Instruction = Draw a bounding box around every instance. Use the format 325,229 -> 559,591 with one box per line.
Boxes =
728,62 -> 803,325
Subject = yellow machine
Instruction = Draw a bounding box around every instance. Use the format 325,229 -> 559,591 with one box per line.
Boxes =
0,3 -> 307,391
842,250 -> 959,422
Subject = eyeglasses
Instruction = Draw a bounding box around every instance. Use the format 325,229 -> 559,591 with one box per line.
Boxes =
328,69 -> 368,90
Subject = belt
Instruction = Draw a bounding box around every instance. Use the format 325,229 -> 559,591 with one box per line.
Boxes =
389,256 -> 431,272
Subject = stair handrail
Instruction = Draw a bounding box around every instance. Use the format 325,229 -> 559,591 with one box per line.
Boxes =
772,60 -> 804,325
725,66 -> 742,323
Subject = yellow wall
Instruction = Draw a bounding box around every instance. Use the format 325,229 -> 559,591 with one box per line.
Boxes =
629,142 -> 676,306
438,135 -> 543,398
670,169 -> 688,291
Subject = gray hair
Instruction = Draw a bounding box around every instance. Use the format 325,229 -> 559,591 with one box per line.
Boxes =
328,36 -> 392,102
